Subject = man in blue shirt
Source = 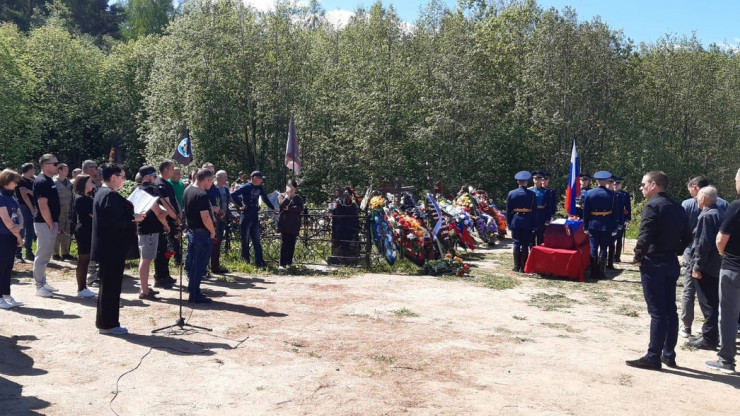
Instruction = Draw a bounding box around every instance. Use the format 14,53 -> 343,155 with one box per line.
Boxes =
506,171 -> 537,272
583,171 -> 618,279
231,171 -> 277,267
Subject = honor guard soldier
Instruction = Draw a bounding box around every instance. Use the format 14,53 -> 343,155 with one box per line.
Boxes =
529,171 -> 550,246
583,171 -> 618,279
575,173 -> 592,219
609,176 -> 631,267
542,172 -> 558,220
507,171 -> 537,272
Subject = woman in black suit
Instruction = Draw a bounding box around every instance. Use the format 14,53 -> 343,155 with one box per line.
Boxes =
278,179 -> 304,271
72,175 -> 96,298
92,164 -> 144,335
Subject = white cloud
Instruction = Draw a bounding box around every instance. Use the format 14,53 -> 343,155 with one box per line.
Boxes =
325,9 -> 355,29
717,37 -> 740,53
242,0 -> 275,12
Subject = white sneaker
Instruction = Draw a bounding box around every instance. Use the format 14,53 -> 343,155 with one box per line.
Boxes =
0,299 -> 12,309
77,288 -> 96,298
43,283 -> 59,293
278,266 -> 286,273
4,296 -> 23,307
99,327 -> 128,335
36,287 -> 53,297
679,327 -> 691,338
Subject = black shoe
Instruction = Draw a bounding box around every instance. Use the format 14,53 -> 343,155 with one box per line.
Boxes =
212,266 -> 229,274
52,255 -> 62,261
138,291 -> 158,300
512,252 -> 521,272
188,295 -> 212,304
62,254 -> 77,261
685,336 -> 718,350
25,253 -> 35,261
660,356 -> 678,368
153,280 -> 174,289
625,357 -> 661,370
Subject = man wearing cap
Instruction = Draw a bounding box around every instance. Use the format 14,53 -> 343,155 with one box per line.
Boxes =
582,171 -> 618,279
506,171 -> 537,272
610,177 -> 631,265
135,166 -> 170,300
575,173 -> 591,219
528,171 -> 550,246
231,171 -> 278,267
542,172 -> 558,221
627,171 -> 691,370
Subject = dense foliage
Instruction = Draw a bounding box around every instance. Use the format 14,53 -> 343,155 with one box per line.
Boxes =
1,0 -> 739,205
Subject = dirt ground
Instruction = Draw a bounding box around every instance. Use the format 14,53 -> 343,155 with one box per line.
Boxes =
1,239 -> 739,416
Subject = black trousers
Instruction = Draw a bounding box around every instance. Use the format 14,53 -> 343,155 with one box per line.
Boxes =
96,255 -> 125,329
280,233 -> 297,267
154,231 -> 171,280
0,235 -> 16,296
694,273 -> 720,344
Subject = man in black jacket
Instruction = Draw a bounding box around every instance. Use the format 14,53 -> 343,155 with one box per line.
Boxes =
684,186 -> 723,350
627,171 -> 692,370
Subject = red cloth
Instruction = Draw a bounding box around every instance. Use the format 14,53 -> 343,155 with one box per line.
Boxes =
524,243 -> 592,282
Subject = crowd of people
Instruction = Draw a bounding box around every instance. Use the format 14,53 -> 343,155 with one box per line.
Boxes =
1,155 -> 738,375
0,155 -> 305,336
505,169 -> 740,374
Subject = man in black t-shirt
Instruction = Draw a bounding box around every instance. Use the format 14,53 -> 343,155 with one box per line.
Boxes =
136,166 -> 170,300
32,154 -> 61,297
183,169 -> 216,303
15,163 -> 36,262
153,160 -> 181,288
707,169 -> 740,374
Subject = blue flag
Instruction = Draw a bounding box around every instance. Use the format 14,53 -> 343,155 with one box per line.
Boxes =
172,128 -> 193,166
427,193 -> 444,240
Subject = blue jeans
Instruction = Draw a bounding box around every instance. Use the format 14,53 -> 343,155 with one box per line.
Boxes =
240,217 -> 264,266
16,205 -> 35,258
589,230 -> 611,259
185,230 -> 213,299
511,229 -> 533,256
639,256 -> 680,363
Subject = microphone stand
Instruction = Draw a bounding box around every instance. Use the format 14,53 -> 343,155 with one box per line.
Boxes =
152,225 -> 212,333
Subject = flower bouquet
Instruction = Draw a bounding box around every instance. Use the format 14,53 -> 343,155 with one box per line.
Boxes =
423,254 -> 471,277
390,211 -> 431,266
369,202 -> 398,265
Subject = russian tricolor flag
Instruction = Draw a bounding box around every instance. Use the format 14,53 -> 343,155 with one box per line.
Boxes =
564,139 -> 580,216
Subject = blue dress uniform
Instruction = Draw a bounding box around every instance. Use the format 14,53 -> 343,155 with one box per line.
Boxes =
529,172 -> 549,246
608,176 -> 631,268
583,171 -> 617,279
575,173 -> 591,219
507,171 -> 537,272
543,172 -> 558,220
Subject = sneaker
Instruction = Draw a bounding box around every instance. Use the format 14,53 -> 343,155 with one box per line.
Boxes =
138,291 -> 158,300
4,296 -> 23,307
77,288 -> 96,298
36,287 -> 53,297
685,336 -> 718,350
679,327 -> 691,338
99,327 -> 128,335
52,255 -> 62,261
278,266 -> 286,273
62,254 -> 77,261
705,359 -> 736,374
0,299 -> 12,309
660,356 -> 678,368
42,283 -> 59,293
153,280 -> 173,289
625,356 -> 661,371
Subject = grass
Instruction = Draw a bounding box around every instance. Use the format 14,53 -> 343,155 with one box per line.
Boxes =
476,273 -> 521,290
392,308 -> 419,318
372,354 -> 395,363
540,322 -> 582,333
527,293 -> 580,311
613,305 -> 640,318
512,315 -> 527,320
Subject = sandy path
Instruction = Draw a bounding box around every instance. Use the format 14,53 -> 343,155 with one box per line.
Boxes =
1,241 -> 738,415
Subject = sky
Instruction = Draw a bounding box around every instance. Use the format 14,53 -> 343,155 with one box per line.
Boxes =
242,0 -> 740,48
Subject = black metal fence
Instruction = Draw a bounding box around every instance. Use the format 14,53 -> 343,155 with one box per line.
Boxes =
223,209 -> 374,268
